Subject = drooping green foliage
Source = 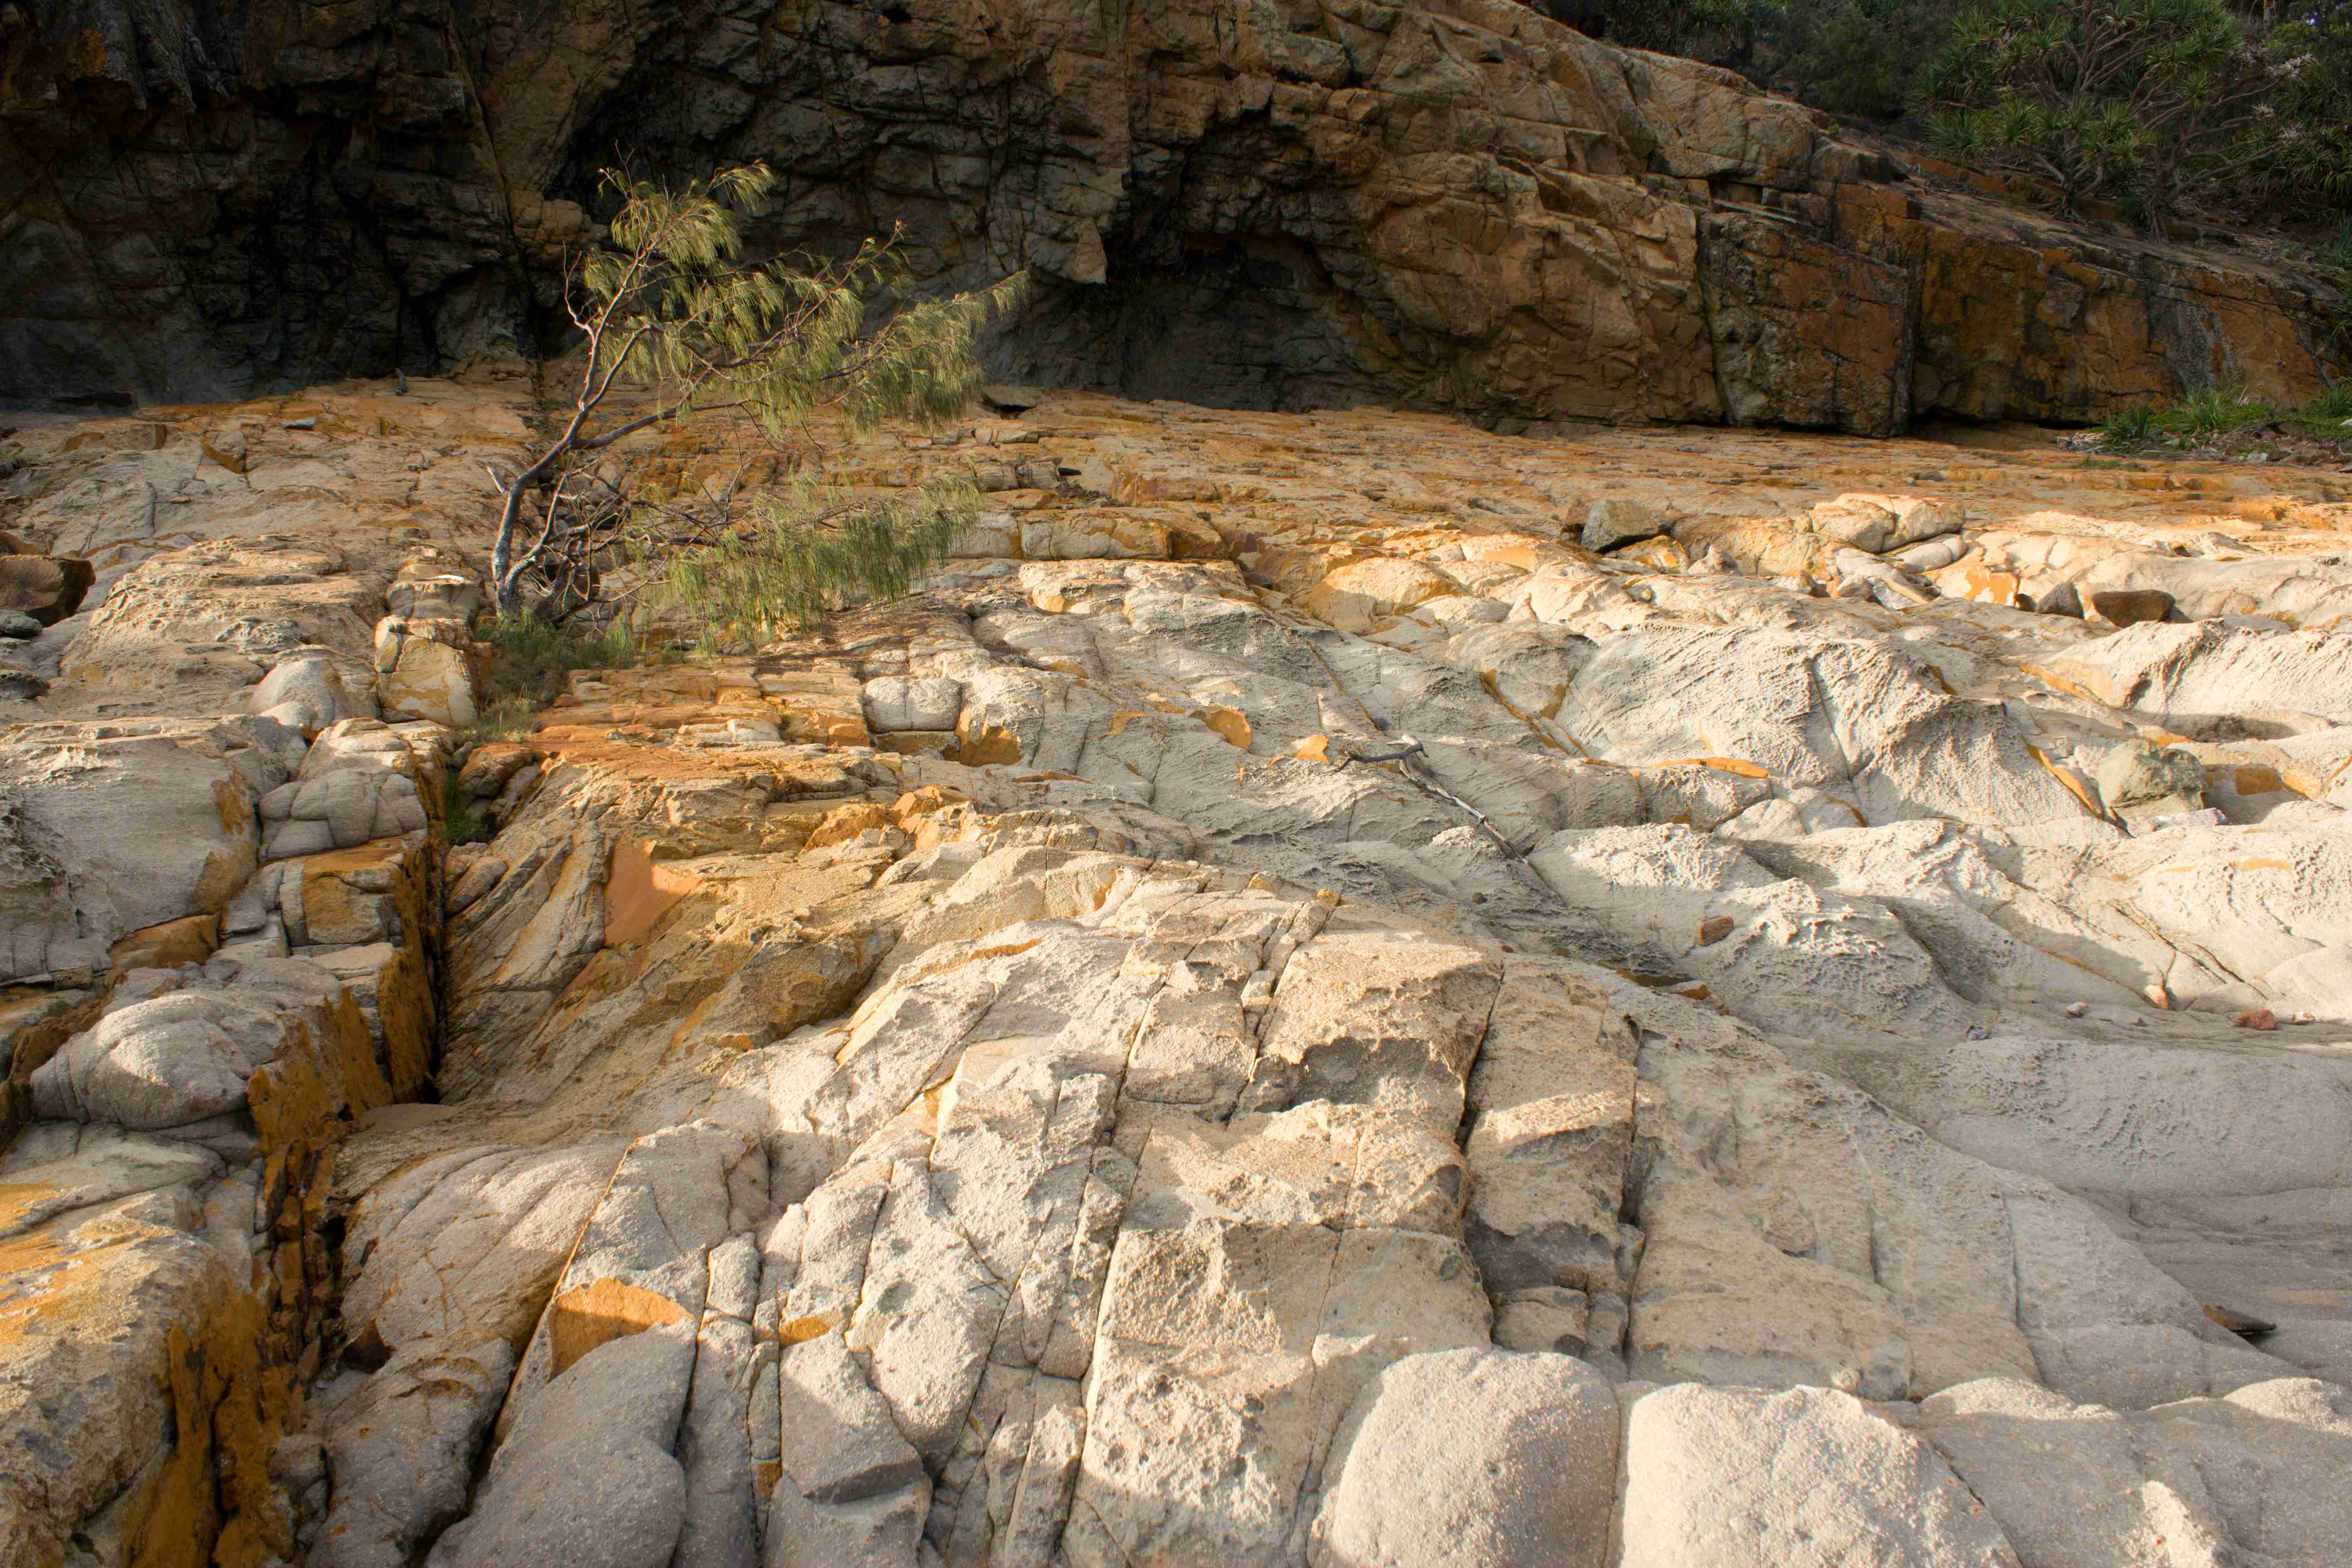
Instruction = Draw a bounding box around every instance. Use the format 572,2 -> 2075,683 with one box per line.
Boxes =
1568,0 -> 2349,238
1919,0 -> 2277,230
487,161 -> 1022,640
571,163 -> 1002,444
2248,3 -> 2352,222
1590,0 -> 1777,60
1755,0 -> 1960,117
647,474 -> 985,649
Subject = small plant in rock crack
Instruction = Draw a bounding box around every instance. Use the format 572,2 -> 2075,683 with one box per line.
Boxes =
483,160 -> 1023,633
479,613 -> 640,706
440,769 -> 495,847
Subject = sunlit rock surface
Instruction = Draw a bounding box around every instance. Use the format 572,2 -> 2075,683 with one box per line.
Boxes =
3,384 -> 2352,1564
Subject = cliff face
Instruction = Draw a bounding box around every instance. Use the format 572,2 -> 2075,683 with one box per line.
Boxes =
3,0 -> 2344,428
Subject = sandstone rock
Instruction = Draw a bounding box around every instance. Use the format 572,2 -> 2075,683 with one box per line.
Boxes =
458,743 -> 539,799
0,716 -> 300,983
32,981 -> 332,1129
1582,499 -> 1666,554
427,1322 -> 696,1568
0,555 -> 94,626
9,384 -> 2352,1568
254,646 -> 377,736
63,539 -> 386,717
2048,621 -> 2352,731
2086,588 -> 2176,628
1462,959 -> 1636,1298
5,0 -> 2341,431
862,675 -> 964,733
260,719 -> 432,861
1310,1347 -> 1617,1568
377,617 -> 484,728
340,1140 -> 630,1358
0,1188 -> 250,1566
315,1338 -> 517,1568
1299,559 -> 1463,635
1619,1384 -> 2021,1567
2094,738 -> 2209,819
386,560 -> 485,621
1901,1376 -> 2352,1567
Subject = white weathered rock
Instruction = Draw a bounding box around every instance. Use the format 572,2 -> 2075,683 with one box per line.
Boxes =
427,1322 -> 696,1568
11,388 -> 2352,1568
1311,1347 -> 1618,1568
260,717 -> 431,860
0,716 -> 300,981
861,675 -> 964,732
1618,1384 -> 2021,1568
1583,498 -> 1666,554
253,645 -> 375,735
316,1338 -> 517,1568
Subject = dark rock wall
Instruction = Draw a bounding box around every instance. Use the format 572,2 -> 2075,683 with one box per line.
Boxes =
2,0 -> 2342,429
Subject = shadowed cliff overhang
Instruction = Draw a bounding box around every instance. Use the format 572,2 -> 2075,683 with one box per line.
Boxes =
1,0 -> 2342,429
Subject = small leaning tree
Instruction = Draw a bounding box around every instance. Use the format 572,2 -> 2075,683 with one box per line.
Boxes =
485,162 -> 1021,639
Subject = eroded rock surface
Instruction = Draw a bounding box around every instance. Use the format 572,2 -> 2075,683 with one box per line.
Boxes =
3,385 -> 2352,1566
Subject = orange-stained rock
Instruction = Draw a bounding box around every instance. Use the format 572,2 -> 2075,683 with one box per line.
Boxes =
602,836 -> 704,947
108,913 -> 222,973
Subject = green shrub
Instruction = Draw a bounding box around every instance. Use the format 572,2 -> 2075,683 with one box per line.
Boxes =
1921,0 -> 2280,233
2166,384 -> 2273,437
2098,404 -> 2161,446
480,613 -> 640,706
1599,0 -> 1777,61
485,163 -> 1014,621
2097,385 -> 2298,447
441,769 -> 494,847
2281,382 -> 2352,436
1758,0 -> 1959,117
644,475 -> 982,652
2246,5 -> 2352,223
2304,384 -> 2352,420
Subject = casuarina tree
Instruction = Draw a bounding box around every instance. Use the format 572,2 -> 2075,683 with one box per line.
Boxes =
484,162 -> 1019,635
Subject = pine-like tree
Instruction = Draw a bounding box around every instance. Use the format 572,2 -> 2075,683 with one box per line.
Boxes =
1919,0 -> 2280,234
484,162 -> 1020,638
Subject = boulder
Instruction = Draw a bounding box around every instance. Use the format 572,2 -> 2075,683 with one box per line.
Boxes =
376,617 -> 484,729
1618,1384 -> 2020,1568
2086,588 -> 2176,627
254,646 -> 377,736
1582,499 -> 1666,554
2093,738 -> 2207,819
1299,559 -> 1464,635
259,719 -> 432,861
0,555 -> 92,626
427,1323 -> 696,1568
1310,1347 -> 1617,1568
862,676 -> 965,733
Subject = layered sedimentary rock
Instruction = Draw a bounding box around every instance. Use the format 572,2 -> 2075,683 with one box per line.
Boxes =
5,385 -> 2352,1564
3,0 -> 2343,428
